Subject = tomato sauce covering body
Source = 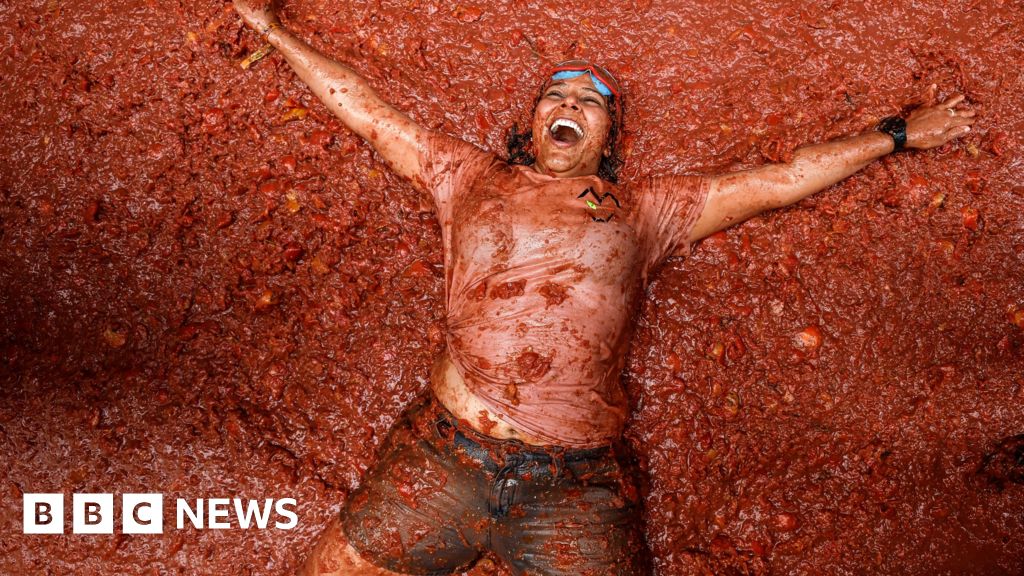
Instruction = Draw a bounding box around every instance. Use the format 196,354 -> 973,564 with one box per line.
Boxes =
0,0 -> 1022,574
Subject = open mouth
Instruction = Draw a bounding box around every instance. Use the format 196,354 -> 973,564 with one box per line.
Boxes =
549,118 -> 584,146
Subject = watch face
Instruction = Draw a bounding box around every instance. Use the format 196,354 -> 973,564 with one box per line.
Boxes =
877,117 -> 907,149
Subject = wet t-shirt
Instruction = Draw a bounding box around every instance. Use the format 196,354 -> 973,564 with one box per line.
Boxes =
423,133 -> 709,447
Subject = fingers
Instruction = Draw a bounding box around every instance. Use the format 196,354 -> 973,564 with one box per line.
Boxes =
945,125 -> 972,137
942,94 -> 965,108
922,83 -> 938,104
948,106 -> 977,124
950,116 -> 976,128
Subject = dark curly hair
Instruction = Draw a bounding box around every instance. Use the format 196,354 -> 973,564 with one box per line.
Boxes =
505,81 -> 624,183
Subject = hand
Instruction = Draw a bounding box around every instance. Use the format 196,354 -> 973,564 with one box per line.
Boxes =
905,86 -> 977,149
233,0 -> 280,34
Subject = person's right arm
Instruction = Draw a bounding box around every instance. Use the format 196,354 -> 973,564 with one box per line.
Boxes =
234,1 -> 429,188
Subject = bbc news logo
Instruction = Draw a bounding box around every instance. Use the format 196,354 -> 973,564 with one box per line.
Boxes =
24,494 -> 298,534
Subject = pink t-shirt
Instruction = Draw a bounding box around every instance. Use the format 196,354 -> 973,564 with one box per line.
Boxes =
423,134 -> 709,447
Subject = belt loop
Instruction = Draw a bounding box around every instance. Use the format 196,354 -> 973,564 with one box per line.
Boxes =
489,452 -> 523,517
549,447 -> 564,479
434,415 -> 451,440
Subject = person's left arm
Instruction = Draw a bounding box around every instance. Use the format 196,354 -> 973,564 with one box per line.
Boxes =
686,91 -> 977,243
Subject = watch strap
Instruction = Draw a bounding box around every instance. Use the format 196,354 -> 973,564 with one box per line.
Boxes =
876,116 -> 907,152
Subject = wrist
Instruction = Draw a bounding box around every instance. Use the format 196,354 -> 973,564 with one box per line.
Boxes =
240,21 -> 284,70
875,116 -> 907,152
264,22 -> 291,51
261,21 -> 282,39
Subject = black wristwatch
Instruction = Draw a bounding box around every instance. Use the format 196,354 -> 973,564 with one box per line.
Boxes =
876,116 -> 907,152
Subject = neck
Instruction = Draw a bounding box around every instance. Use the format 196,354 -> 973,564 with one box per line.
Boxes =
529,161 -> 596,179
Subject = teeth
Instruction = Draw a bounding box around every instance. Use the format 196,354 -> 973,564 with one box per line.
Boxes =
550,118 -> 584,139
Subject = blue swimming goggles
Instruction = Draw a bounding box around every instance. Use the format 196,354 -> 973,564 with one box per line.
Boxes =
547,60 -> 622,100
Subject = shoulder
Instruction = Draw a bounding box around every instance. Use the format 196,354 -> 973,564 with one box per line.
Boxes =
633,173 -> 709,195
420,132 -> 507,191
425,132 -> 502,168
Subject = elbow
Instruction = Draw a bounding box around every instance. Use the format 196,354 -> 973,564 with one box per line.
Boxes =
766,166 -> 806,210
772,162 -> 803,191
742,164 -> 801,211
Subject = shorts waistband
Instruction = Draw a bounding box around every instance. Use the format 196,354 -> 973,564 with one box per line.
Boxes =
421,394 -> 612,465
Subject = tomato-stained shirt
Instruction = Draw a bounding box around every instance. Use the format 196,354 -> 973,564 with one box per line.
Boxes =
423,133 -> 709,447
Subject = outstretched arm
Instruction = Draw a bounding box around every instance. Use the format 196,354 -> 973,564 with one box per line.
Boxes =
686,90 -> 977,243
234,1 -> 429,188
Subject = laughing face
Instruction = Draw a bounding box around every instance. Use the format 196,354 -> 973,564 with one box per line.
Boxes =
531,73 -> 613,179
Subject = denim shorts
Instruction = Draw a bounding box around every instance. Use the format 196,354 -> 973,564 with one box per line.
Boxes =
340,393 -> 649,575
